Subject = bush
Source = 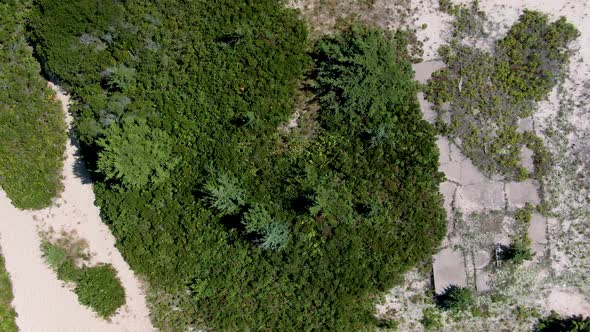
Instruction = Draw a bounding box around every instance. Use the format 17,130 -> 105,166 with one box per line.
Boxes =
40,235 -> 125,318
425,6 -> 578,180
421,307 -> 444,330
436,286 -> 474,312
75,265 -> 126,319
41,240 -> 81,282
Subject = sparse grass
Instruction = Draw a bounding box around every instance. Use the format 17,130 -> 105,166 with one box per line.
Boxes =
0,251 -> 18,332
40,230 -> 125,319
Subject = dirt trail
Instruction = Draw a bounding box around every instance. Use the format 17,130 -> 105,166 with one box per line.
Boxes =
0,83 -> 155,332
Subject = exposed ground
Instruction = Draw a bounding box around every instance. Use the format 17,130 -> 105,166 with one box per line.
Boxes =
0,84 -> 154,332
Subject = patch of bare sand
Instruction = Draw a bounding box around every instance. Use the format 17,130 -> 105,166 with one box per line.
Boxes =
0,83 -> 154,332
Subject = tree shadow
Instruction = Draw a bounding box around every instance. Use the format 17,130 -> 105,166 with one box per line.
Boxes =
68,128 -> 93,185
534,311 -> 590,332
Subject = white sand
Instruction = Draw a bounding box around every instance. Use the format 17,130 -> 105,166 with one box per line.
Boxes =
0,83 -> 154,332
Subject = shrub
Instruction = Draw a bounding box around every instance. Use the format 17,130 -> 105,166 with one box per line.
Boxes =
425,6 -> 578,180
421,307 -> 444,330
75,265 -> 126,319
436,286 -> 474,312
40,234 -> 125,318
377,318 -> 400,330
41,240 -> 81,282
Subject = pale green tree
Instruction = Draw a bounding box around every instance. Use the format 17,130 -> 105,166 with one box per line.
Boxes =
97,117 -> 178,189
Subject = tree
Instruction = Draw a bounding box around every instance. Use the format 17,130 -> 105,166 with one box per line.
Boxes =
104,65 -> 136,92
97,117 -> 177,189
204,173 -> 246,216
243,204 -> 290,250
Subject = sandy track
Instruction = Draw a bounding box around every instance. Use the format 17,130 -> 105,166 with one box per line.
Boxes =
0,83 -> 154,332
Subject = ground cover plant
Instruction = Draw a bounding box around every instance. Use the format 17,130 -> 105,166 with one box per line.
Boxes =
41,230 -> 125,318
0,0 -> 66,209
0,249 -> 17,332
425,2 -> 579,180
29,0 -> 446,329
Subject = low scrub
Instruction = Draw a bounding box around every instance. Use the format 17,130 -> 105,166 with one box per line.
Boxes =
425,4 -> 578,180
41,231 -> 125,318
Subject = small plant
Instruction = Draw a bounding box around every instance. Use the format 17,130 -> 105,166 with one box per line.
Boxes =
515,203 -> 534,224
436,286 -> 474,312
376,318 -> 399,330
421,307 -> 444,330
41,241 -> 81,282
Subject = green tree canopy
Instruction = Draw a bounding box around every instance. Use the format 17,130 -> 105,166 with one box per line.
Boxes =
97,117 -> 178,189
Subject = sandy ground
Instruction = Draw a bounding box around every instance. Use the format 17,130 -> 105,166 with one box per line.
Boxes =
0,83 -> 154,332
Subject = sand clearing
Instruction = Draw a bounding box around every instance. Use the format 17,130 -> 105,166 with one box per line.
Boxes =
0,83 -> 154,332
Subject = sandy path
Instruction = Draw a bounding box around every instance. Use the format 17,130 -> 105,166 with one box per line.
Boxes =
0,83 -> 155,332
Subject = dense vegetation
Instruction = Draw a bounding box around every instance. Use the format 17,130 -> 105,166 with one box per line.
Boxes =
0,0 -> 66,209
0,250 -> 17,332
41,233 -> 125,318
425,4 -> 579,180
29,0 -> 445,329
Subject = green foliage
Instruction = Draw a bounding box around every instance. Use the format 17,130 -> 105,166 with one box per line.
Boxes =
204,173 -> 246,217
243,205 -> 290,250
29,1 -> 445,330
425,6 -> 578,180
505,203 -> 534,264
105,65 -> 136,93
0,0 -> 66,209
515,203 -> 534,224
436,286 -> 474,312
535,311 -> 590,332
0,251 -> 17,332
495,11 -> 580,102
377,318 -> 400,330
40,235 -> 124,318
421,307 -> 444,330
41,240 -> 81,282
97,117 -> 178,189
75,265 -> 126,319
